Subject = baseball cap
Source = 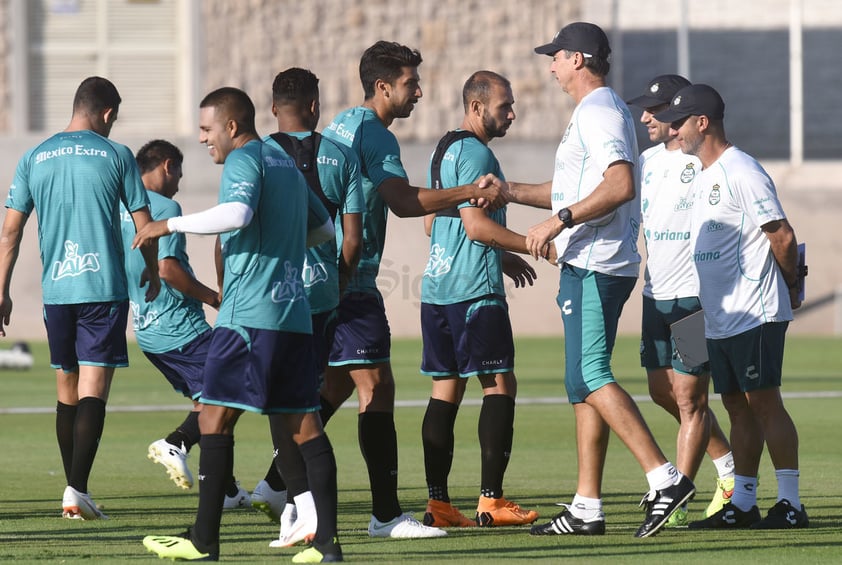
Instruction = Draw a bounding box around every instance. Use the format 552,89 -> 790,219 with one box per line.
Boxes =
534,22 -> 611,59
626,74 -> 691,108
654,84 -> 725,123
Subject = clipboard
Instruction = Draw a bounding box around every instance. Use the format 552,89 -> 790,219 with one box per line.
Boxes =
670,309 -> 708,369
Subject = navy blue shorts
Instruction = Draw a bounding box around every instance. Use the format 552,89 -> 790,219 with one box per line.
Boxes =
640,295 -> 707,375
708,322 -> 788,395
328,292 -> 391,366
420,296 -> 514,377
43,301 -> 129,372
144,330 -> 212,400
200,325 -> 320,414
311,309 -> 338,372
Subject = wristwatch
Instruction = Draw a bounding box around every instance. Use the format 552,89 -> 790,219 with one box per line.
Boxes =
557,207 -> 574,228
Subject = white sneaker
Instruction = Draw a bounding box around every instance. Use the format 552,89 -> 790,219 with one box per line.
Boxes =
62,486 -> 108,520
223,483 -> 252,509
279,502 -> 297,537
251,480 -> 286,523
368,512 -> 447,538
147,439 -> 193,489
270,492 -> 315,547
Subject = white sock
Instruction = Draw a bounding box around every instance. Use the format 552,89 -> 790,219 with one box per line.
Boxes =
646,462 -> 680,491
569,494 -> 602,520
730,474 -> 758,511
775,469 -> 800,508
712,452 -> 735,479
293,491 -> 316,522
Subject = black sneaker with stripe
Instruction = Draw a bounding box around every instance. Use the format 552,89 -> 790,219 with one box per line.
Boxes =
634,474 -> 696,538
530,506 -> 605,536
688,502 -> 760,529
751,499 -> 809,529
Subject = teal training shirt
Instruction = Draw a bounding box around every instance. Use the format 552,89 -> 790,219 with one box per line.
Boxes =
263,132 -> 364,313
422,134 -> 507,304
120,190 -> 211,353
6,130 -> 149,304
323,106 -> 408,294
214,139 -> 329,333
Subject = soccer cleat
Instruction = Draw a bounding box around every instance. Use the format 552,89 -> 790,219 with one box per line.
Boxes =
368,513 -> 447,538
251,480 -> 287,523
704,476 -> 735,517
750,499 -> 809,529
530,506 -> 605,536
270,504 -> 315,547
688,502 -> 760,529
635,474 -> 696,538
148,438 -> 193,490
423,499 -> 475,528
142,535 -> 217,561
475,496 -> 539,527
222,482 -> 252,509
292,540 -> 343,563
665,506 -> 688,528
62,486 -> 108,520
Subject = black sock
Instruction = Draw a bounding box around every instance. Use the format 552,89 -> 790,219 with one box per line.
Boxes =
166,411 -> 200,452
268,414 -> 306,496
359,411 -> 401,521
56,401 -> 77,484
225,475 -> 240,497
478,394 -> 515,499
300,434 -> 340,553
68,397 -> 106,493
262,457 -> 288,492
319,395 -> 337,426
422,398 -> 459,502
191,434 -> 232,557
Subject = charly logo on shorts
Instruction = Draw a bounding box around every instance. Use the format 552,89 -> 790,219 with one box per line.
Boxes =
680,162 -> 696,183
271,261 -> 306,303
51,240 -> 100,280
708,183 -> 721,205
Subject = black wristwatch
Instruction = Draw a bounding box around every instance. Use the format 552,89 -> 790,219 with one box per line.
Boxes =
557,207 -> 574,228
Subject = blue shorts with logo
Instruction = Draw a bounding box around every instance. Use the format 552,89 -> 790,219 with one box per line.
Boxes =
707,321 -> 788,395
144,330 -> 212,400
328,291 -> 391,366
200,325 -> 320,414
640,294 -> 707,375
420,295 -> 514,378
558,264 -> 636,403
43,301 -> 129,372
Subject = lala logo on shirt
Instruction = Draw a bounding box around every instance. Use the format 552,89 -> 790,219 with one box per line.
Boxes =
51,240 -> 101,281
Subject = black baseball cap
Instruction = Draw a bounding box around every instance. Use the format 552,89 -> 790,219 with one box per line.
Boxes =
654,84 -> 725,123
534,22 -> 611,59
626,74 -> 691,108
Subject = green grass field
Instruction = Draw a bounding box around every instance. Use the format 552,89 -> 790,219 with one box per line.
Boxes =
1,337 -> 840,563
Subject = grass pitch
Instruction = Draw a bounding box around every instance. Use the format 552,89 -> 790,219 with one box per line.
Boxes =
0,336 -> 840,563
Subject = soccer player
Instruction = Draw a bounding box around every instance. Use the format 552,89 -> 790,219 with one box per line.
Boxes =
654,83 -> 808,530
627,75 -> 735,526
139,87 -> 342,562
420,70 -> 540,529
121,139 -> 251,509
250,67 -> 364,548
486,22 -> 695,538
319,40 -> 506,539
0,76 -> 160,520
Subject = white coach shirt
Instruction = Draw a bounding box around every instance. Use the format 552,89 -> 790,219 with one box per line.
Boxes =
689,146 -> 793,339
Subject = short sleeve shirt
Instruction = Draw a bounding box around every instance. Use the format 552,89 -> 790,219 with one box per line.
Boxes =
121,190 -> 211,353
689,146 -> 792,339
640,144 -> 702,299
421,133 -> 506,304
551,87 -> 641,277
6,130 -> 149,304
323,106 -> 408,294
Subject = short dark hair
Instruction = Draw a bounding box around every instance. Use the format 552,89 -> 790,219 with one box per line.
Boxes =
563,49 -> 610,78
199,87 -> 256,133
135,139 -> 183,175
73,76 -> 121,115
272,67 -> 319,106
359,40 -> 422,99
462,71 -> 511,112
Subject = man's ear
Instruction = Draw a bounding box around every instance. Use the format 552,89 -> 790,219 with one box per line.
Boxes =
103,107 -> 116,124
470,99 -> 483,117
226,119 -> 239,138
376,78 -> 390,98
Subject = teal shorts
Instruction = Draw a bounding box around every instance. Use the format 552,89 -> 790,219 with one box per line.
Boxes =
640,295 -> 707,375
707,322 -> 788,394
558,264 -> 636,403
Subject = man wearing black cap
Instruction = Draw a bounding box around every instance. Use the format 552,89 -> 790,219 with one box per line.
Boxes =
627,75 -> 735,528
655,84 -> 808,530
494,22 -> 695,539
